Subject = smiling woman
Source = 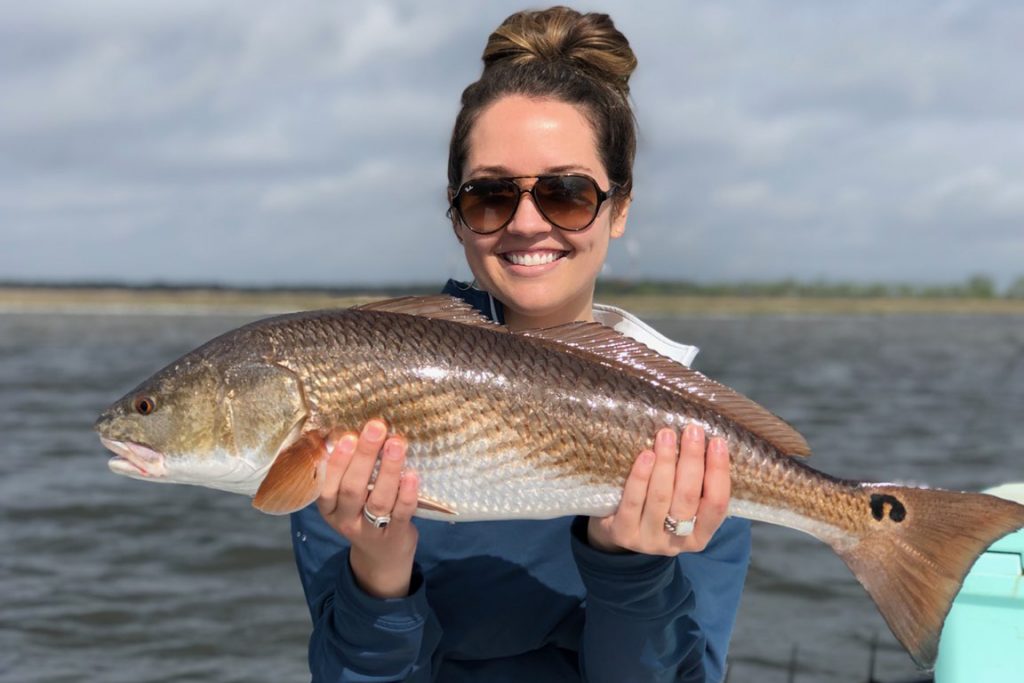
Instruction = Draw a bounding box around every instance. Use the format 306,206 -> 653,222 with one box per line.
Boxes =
288,7 -> 749,683
454,96 -> 628,329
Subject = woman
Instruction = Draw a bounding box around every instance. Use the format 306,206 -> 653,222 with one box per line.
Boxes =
291,7 -> 750,682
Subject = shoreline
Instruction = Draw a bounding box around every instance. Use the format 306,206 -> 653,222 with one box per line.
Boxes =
2,286 -> 1023,316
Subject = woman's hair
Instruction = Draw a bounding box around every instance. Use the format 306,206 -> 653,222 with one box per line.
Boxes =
448,6 -> 638,210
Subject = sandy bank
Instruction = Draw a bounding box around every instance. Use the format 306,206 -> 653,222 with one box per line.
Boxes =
2,286 -> 1022,316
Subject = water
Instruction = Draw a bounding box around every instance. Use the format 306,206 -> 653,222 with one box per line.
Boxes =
2,311 -> 1022,682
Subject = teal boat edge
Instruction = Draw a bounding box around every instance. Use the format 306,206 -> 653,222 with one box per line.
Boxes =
933,483 -> 1024,682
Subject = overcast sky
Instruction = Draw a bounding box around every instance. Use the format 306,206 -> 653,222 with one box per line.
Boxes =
2,1 -> 1022,288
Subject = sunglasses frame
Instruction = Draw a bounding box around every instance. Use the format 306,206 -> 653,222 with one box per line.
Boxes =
449,173 -> 618,234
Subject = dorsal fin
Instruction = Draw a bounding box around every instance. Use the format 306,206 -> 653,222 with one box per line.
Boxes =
355,295 -> 500,328
518,322 -> 812,457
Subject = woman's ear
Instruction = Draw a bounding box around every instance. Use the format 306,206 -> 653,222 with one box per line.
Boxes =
610,194 -> 631,239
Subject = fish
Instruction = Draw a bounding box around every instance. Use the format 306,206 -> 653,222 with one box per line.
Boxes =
94,294 -> 1024,669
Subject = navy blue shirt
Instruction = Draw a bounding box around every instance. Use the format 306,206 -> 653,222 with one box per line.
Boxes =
290,281 -> 751,682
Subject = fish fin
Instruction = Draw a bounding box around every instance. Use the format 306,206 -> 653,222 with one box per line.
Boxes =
355,295 -> 500,328
417,496 -> 458,516
834,486 -> 1024,669
519,322 -> 811,457
252,432 -> 328,515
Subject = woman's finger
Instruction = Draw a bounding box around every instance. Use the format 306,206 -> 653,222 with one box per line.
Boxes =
642,428 -> 679,537
363,437 -> 407,522
316,431 -> 357,516
667,424 -> 706,533
389,470 -> 420,525
337,420 -> 388,514
690,436 -> 731,541
324,427 -> 345,455
616,448 -> 656,526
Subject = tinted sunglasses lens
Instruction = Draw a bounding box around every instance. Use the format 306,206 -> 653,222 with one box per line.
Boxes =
535,176 -> 600,230
458,180 -> 518,232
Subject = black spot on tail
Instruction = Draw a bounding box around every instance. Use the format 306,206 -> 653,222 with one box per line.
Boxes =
870,494 -> 907,522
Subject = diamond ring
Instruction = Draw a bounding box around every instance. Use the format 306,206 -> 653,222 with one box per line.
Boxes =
362,504 -> 392,529
664,514 -> 697,537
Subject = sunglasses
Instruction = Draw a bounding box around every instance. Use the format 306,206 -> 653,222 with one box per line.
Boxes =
450,174 -> 618,234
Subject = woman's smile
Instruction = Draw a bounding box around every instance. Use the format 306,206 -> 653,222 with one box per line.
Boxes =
499,248 -> 570,271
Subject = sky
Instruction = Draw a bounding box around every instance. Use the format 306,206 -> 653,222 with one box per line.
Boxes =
2,0 -> 1023,288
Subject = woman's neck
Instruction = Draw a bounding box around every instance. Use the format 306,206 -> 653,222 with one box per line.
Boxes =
502,296 -> 594,331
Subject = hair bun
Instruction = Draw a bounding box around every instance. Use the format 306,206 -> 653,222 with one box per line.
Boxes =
482,6 -> 637,95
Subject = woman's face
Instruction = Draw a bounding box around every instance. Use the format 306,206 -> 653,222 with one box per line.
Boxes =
456,95 -> 629,329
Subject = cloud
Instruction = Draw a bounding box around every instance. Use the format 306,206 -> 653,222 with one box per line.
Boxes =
2,0 -> 1023,287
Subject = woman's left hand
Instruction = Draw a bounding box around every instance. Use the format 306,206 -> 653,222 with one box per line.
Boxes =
587,424 -> 731,556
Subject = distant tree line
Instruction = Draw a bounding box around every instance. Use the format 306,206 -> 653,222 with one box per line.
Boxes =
4,275 -> 1024,299
0,280 -> 436,297
596,274 -> 1024,299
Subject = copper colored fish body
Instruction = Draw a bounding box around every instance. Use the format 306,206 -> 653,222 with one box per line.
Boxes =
95,295 -> 1024,669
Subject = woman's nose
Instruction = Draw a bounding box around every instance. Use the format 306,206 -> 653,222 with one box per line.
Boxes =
505,190 -> 553,236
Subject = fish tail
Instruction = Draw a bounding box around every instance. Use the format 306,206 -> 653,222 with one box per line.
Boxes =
833,485 -> 1024,669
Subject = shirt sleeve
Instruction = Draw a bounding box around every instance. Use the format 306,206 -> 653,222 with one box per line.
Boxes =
291,506 -> 444,682
571,516 -> 751,683
676,517 -> 751,682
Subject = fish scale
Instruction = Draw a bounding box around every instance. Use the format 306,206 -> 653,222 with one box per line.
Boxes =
255,310 -> 863,522
252,308 -> 678,514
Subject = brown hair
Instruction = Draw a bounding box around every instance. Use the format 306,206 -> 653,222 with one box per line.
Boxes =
448,6 -> 638,210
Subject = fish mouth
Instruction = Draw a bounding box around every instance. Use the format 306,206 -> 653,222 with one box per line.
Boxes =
100,437 -> 168,479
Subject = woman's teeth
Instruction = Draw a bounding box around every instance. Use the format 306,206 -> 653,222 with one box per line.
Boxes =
504,251 -> 564,266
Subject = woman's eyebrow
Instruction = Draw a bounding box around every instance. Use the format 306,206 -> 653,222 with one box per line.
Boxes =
545,164 -> 596,175
465,165 -> 514,177
465,164 -> 597,177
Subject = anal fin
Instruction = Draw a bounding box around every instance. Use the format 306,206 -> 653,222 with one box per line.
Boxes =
417,495 -> 458,516
253,432 -> 328,515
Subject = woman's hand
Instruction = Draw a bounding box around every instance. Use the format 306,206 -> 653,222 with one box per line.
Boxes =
316,419 -> 420,599
587,424 -> 731,556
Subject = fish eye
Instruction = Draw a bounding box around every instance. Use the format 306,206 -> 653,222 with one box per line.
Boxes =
133,396 -> 157,415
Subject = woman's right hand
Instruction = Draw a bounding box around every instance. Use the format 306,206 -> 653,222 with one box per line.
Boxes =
316,419 -> 420,599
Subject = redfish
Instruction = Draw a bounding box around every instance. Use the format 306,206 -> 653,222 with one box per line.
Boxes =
94,295 -> 1024,668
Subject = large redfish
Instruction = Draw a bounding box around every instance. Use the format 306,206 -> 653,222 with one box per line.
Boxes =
94,295 -> 1024,669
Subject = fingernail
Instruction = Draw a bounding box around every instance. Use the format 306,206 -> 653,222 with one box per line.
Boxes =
639,450 -> 655,466
384,439 -> 403,461
337,434 -> 357,455
656,429 -> 675,448
685,424 -> 704,442
364,421 -> 386,440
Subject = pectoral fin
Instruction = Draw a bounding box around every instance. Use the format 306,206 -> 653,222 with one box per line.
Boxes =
253,432 -> 328,515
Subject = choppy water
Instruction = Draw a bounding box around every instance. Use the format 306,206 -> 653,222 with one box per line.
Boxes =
2,311 -> 1022,682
